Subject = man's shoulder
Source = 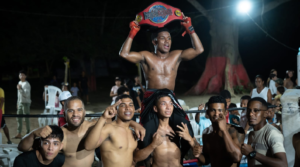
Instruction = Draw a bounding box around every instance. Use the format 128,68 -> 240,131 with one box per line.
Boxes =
15,150 -> 36,160
228,124 -> 244,134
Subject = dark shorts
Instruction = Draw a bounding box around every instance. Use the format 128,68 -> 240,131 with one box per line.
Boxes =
1,117 -> 6,129
82,88 -> 89,96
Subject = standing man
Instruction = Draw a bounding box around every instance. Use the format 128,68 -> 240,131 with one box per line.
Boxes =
18,96 -> 146,167
241,97 -> 287,167
193,96 -> 245,167
79,71 -> 90,104
14,70 -> 31,139
0,87 -> 12,144
133,75 -> 145,101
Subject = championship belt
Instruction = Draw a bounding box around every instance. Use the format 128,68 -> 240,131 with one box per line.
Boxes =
135,2 -> 183,28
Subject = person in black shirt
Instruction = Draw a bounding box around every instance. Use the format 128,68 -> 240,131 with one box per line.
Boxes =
79,71 -> 90,104
14,125 -> 65,167
124,78 -> 141,112
133,75 -> 145,101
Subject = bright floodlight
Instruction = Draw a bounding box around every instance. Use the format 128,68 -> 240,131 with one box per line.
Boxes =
238,1 -> 251,13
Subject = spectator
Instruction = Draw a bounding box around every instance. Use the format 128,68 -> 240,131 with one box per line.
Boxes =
269,74 -> 277,97
250,75 -> 272,103
58,91 -> 72,127
228,103 -> 240,126
267,69 -> 277,87
133,75 -> 145,101
124,78 -> 141,112
14,125 -> 65,167
239,95 -> 251,133
266,103 -> 276,124
0,87 -> 12,144
284,70 -> 294,89
110,77 -> 121,105
70,82 -> 80,96
14,70 -> 31,139
195,103 -> 211,145
220,90 -> 231,123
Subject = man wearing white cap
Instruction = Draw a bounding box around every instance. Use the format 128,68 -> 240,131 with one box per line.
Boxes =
58,91 -> 72,127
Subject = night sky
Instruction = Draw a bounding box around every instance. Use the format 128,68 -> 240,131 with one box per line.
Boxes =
0,0 -> 300,90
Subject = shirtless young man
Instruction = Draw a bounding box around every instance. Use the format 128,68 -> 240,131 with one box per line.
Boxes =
85,94 -> 168,167
293,132 -> 300,167
18,96 -> 145,167
193,96 -> 245,167
133,95 -> 196,167
119,13 -> 204,91
284,70 -> 294,89
241,97 -> 287,167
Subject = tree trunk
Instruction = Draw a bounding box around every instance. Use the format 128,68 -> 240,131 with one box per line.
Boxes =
186,10 -> 250,95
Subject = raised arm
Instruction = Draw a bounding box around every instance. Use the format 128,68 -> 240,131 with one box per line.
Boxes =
18,126 -> 52,152
179,14 -> 204,61
84,101 -> 121,151
218,114 -> 243,162
119,21 -> 145,63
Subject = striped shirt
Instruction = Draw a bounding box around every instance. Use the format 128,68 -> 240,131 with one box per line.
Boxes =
249,123 -> 285,165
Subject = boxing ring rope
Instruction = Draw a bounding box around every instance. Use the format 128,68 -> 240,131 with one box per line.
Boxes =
2,107 -> 245,118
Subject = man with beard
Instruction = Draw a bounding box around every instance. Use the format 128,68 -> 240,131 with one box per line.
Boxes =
18,96 -> 146,167
241,97 -> 287,167
193,96 -> 245,167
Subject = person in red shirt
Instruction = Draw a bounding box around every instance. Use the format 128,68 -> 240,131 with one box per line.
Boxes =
58,91 -> 72,127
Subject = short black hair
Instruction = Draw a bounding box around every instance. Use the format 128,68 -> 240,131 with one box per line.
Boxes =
117,86 -> 129,96
151,27 -> 170,41
241,95 -> 251,101
154,94 -> 170,106
228,103 -> 237,113
248,97 -> 268,110
220,90 -> 231,99
41,125 -> 64,142
207,96 -> 227,109
19,70 -> 27,76
115,94 -> 133,102
64,96 -> 84,111
255,75 -> 265,82
277,86 -> 285,95
269,74 -> 276,79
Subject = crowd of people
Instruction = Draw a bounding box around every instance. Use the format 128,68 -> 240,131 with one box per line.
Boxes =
0,14 -> 299,167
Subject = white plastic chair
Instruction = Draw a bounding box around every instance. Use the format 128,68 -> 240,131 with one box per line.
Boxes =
39,86 -> 62,127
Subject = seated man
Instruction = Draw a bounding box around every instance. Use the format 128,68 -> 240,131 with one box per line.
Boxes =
241,97 -> 287,167
193,96 -> 245,167
14,125 -> 64,167
135,93 -> 197,167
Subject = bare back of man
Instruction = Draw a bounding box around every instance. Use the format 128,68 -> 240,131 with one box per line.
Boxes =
61,120 -> 95,167
100,121 -> 138,167
202,124 -> 245,167
152,126 -> 182,167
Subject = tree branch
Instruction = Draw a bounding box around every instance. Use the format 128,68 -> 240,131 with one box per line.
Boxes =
186,0 -> 212,21
241,0 -> 290,23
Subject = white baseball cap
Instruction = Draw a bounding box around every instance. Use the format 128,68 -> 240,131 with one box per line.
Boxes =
59,91 -> 72,101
